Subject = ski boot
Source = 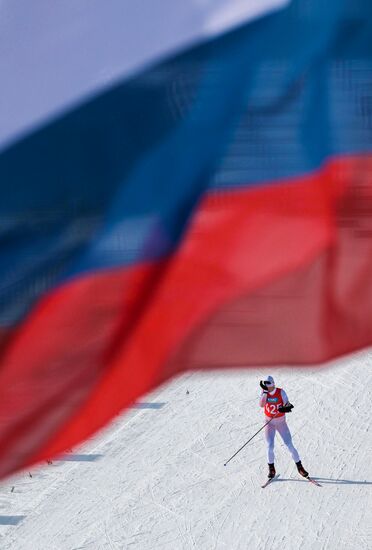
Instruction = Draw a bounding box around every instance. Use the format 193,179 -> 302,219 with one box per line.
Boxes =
296,461 -> 309,478
268,463 -> 276,479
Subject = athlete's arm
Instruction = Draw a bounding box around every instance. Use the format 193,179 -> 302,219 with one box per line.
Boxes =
281,389 -> 289,404
278,389 -> 294,413
258,380 -> 268,408
275,389 -> 291,413
259,385 -> 268,408
259,392 -> 267,408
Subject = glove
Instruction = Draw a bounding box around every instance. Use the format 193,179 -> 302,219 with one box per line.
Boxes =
278,403 -> 294,413
260,381 -> 268,394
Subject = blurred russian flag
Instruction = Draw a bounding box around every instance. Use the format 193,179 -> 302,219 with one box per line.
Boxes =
0,0 -> 371,476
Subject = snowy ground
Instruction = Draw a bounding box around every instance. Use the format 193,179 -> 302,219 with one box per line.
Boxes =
0,352 -> 371,550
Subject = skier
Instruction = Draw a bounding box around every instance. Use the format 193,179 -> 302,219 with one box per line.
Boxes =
259,376 -> 308,479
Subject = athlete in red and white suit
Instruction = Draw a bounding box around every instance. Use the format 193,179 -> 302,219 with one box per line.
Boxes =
259,376 -> 308,478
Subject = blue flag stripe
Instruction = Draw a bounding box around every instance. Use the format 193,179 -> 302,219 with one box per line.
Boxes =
0,0 -> 371,326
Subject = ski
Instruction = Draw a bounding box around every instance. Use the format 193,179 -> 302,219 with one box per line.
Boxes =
306,476 -> 322,487
261,474 -> 280,488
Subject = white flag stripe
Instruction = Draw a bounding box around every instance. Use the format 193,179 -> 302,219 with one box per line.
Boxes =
0,0 -> 289,151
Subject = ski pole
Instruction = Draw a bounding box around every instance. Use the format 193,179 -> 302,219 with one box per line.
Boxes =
224,414 -> 278,466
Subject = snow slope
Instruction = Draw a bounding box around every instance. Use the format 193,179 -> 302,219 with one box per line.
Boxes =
0,352 -> 371,550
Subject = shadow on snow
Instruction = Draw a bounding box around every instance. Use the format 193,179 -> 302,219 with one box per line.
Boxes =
54,454 -> 103,462
0,515 -> 26,525
276,477 -> 372,485
132,402 -> 166,409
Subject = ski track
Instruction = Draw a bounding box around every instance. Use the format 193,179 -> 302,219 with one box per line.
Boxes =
0,355 -> 371,550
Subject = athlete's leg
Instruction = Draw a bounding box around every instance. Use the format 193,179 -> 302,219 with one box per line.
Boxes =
264,422 -> 276,463
276,420 -> 300,462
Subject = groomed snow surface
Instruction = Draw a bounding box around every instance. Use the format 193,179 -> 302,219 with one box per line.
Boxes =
1,352 -> 371,549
